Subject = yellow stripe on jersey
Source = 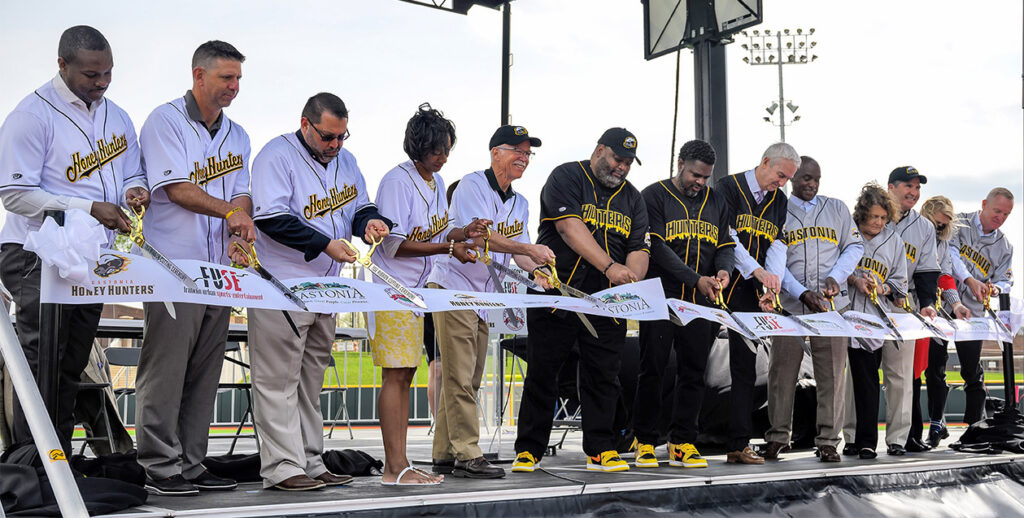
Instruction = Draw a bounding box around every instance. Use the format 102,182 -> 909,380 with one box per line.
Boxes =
303,184 -> 359,219
65,133 -> 129,182
190,152 -> 245,187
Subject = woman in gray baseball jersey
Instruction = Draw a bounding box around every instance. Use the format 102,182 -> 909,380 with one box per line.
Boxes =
843,183 -> 908,459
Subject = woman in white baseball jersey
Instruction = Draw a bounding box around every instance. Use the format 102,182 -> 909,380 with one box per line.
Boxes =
371,103 -> 486,485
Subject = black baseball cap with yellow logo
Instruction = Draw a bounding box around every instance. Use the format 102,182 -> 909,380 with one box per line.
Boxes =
888,166 -> 928,184
489,125 -> 542,149
598,127 -> 641,165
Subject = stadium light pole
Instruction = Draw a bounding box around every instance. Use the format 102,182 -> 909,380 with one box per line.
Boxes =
740,27 -> 817,142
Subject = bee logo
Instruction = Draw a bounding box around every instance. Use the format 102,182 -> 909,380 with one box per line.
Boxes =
513,126 -> 527,136
623,137 -> 637,149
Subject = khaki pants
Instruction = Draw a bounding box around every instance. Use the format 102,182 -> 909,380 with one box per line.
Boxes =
429,299 -> 488,461
766,335 -> 847,447
250,309 -> 334,487
842,339 -> 915,447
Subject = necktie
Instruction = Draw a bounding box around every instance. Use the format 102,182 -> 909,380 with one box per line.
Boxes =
754,190 -> 764,204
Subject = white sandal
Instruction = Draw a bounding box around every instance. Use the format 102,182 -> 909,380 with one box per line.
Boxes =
380,465 -> 443,486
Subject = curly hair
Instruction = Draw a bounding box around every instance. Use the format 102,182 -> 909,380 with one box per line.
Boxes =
920,195 -> 956,241
853,182 -> 898,226
678,139 -> 716,166
404,103 -> 456,163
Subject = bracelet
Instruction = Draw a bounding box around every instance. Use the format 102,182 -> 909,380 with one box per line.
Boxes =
224,207 -> 242,220
602,260 -> 615,275
448,240 -> 456,257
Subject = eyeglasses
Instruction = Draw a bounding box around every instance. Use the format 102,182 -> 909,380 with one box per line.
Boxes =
496,146 -> 535,158
309,120 -> 350,143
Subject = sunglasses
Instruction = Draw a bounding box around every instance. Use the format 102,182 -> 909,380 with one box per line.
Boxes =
309,120 -> 350,143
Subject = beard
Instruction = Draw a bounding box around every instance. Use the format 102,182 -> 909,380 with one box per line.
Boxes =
593,158 -> 624,188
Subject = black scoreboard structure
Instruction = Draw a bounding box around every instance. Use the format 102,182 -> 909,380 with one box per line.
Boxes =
642,0 -> 762,184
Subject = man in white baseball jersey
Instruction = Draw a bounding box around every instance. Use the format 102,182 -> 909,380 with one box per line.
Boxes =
248,92 -> 391,491
0,26 -> 147,452
135,40 -> 254,496
427,125 -> 554,479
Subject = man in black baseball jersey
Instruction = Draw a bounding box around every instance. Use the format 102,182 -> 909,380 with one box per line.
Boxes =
632,139 -> 734,469
513,127 -> 649,473
718,142 -> 800,464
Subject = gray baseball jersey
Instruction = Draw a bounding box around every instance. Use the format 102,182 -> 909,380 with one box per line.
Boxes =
780,195 -> 862,314
951,211 -> 1014,314
848,225 -> 908,315
888,209 -> 940,292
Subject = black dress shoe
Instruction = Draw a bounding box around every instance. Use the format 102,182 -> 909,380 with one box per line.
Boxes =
761,441 -> 790,460
816,445 -> 841,463
887,444 -> 906,456
927,423 -> 949,448
432,458 -> 455,475
453,456 -> 505,479
905,437 -> 931,453
842,444 -> 859,456
187,470 -> 237,491
858,448 -> 877,460
145,474 -> 199,496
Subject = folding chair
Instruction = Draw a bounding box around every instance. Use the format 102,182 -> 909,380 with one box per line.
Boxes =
323,355 -> 353,439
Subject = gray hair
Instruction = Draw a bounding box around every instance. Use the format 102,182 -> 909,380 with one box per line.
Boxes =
761,142 -> 801,169
987,187 -> 1014,203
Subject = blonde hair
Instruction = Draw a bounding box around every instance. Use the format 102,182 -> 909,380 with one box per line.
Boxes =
920,195 -> 956,241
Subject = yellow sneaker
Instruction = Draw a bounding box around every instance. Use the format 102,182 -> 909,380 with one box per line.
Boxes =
587,450 -> 630,472
634,443 -> 659,468
511,451 -> 539,473
669,442 -> 708,468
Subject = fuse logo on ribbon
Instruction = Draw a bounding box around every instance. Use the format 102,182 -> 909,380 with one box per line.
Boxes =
196,267 -> 244,292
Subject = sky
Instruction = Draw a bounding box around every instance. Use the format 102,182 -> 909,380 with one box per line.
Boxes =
1,0 -> 1022,294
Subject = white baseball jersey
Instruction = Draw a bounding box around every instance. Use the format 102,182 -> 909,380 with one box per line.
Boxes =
251,132 -> 373,279
427,169 -> 530,293
373,160 -> 449,288
0,78 -> 144,245
139,96 -> 251,264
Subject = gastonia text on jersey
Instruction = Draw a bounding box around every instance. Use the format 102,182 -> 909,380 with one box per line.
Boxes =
407,212 -> 450,242
960,243 -> 992,277
303,184 -> 359,220
857,256 -> 889,283
785,225 -> 838,246
190,152 -> 244,187
582,203 -> 631,236
65,134 -> 129,182
735,213 -> 779,241
904,242 -> 918,264
663,218 -> 719,244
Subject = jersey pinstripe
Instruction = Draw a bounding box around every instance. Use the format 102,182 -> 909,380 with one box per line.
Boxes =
139,96 -> 251,264
250,132 -> 373,279
0,80 -> 143,245
718,171 -> 788,309
373,160 -> 449,288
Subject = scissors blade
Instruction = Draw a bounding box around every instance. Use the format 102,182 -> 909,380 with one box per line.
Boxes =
985,307 -> 1015,343
844,314 -> 885,330
363,260 -> 428,310
870,301 -> 904,342
163,301 -> 177,320
779,309 -> 821,336
488,260 -> 544,292
137,241 -> 199,290
908,310 -> 947,340
485,263 -> 522,328
556,287 -> 599,338
251,265 -> 309,312
557,283 -> 604,308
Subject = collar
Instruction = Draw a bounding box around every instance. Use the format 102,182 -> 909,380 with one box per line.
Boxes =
743,169 -> 763,197
294,130 -> 333,167
973,211 -> 996,237
52,74 -> 100,117
791,195 -> 818,211
485,168 -> 514,202
184,90 -> 222,136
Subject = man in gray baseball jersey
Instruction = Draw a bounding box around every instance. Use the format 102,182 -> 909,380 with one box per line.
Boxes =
882,166 -> 940,456
767,157 -> 862,463
947,187 -> 1014,432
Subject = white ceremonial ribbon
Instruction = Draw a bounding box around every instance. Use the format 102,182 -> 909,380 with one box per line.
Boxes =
24,210 -> 106,284
667,299 -> 758,339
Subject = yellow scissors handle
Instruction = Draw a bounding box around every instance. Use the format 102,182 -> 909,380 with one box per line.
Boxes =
127,204 -> 146,246
533,258 -> 561,289
336,237 -> 383,265
230,240 -> 259,269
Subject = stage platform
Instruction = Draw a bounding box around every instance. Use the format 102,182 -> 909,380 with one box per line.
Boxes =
94,425 -> 1024,517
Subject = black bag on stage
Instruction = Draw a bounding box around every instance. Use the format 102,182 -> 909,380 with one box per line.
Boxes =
322,449 -> 383,476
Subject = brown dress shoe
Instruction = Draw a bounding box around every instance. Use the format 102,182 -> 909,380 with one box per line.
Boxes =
273,474 -> 326,491
762,441 -> 790,460
315,471 -> 353,486
726,446 -> 765,465
816,445 -> 841,463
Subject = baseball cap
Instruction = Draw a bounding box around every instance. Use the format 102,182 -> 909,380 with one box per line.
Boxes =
488,125 -> 542,150
888,166 -> 928,185
597,127 -> 641,165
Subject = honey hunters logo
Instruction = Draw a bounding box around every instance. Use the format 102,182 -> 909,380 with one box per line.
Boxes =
408,212 -> 450,242
190,152 -> 244,186
497,220 -> 524,239
303,184 -> 359,220
65,134 -> 128,182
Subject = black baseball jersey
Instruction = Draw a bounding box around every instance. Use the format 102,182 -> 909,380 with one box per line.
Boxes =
538,160 -> 649,293
717,171 -> 789,309
642,179 -> 735,302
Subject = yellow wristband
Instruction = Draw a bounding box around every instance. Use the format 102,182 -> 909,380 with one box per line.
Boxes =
224,207 -> 242,220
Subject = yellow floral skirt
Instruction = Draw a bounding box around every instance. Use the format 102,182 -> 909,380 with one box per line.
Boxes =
369,311 -> 424,368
